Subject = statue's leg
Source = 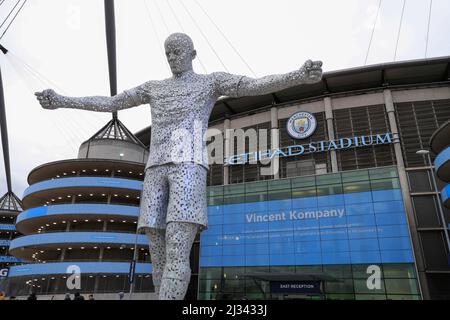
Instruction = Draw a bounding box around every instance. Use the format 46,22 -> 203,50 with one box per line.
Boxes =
159,221 -> 198,300
145,228 -> 166,297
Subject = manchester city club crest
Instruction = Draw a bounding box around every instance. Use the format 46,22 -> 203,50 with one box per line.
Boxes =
286,111 -> 317,139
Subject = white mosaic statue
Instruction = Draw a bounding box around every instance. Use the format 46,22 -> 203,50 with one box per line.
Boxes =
35,33 -> 323,300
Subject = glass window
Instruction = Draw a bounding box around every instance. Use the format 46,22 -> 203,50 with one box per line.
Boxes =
323,264 -> 353,278
316,173 -> 341,186
369,167 -> 398,180
199,279 -> 221,292
295,265 -> 323,273
353,279 -> 386,294
291,176 -> 316,188
408,171 -> 432,192
208,186 -> 223,197
245,181 -> 267,193
245,192 -> 267,203
324,279 -> 354,294
386,294 -> 421,300
200,267 -> 223,280
223,194 -> 245,205
208,196 -> 223,206
412,196 -> 441,228
352,264 -> 377,279
269,266 -> 295,273
420,232 -> 450,270
224,184 -> 245,196
268,179 -> 291,191
317,184 -> 343,196
222,280 -> 245,293
326,293 -> 355,300
341,170 -> 369,183
343,181 -> 371,194
223,267 -> 245,279
382,264 -> 416,279
291,186 -> 317,199
267,189 -> 291,201
370,178 -> 400,191
355,293 -> 387,300
384,278 -> 420,295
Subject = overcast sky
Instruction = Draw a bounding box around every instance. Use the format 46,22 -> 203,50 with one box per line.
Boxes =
0,0 -> 449,197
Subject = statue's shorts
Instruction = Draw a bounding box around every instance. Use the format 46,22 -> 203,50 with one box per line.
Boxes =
137,162 -> 208,232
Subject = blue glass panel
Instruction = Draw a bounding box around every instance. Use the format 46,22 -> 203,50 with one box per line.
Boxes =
380,250 -> 414,263
245,243 -> 268,255
344,192 -> 372,204
205,225 -> 222,235
244,232 -> 269,244
223,204 -> 244,214
373,200 -> 404,214
200,246 -> 222,257
321,251 -> 351,265
294,241 -> 321,254
292,197 -> 317,209
349,238 -> 380,251
372,189 -> 402,202
293,219 -> 320,230
350,251 -> 381,264
268,220 -> 294,231
245,255 -> 270,266
270,254 -> 296,265
317,194 -> 345,206
200,256 -> 223,267
293,230 -> 321,242
207,206 -> 223,216
378,237 -> 412,250
321,239 -> 350,252
245,220 -> 269,232
320,216 -> 347,229
208,214 -> 223,225
375,213 -> 407,226
245,201 -> 268,213
223,213 -> 245,225
268,231 -> 294,243
346,203 -> 374,216
222,255 -> 245,266
223,223 -> 245,234
200,234 -> 222,247
347,214 -> 376,226
269,242 -> 295,255
320,228 -> 349,240
223,245 -> 245,256
269,199 -> 291,211
295,253 -> 322,265
376,225 -> 410,238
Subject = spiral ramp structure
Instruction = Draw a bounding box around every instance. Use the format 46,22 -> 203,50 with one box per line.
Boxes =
6,118 -> 154,296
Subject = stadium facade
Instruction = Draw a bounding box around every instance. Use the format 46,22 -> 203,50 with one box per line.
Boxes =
5,56 -> 450,300
0,192 -> 23,293
4,118 -> 158,298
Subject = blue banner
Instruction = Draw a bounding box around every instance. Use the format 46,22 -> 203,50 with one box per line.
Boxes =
200,189 -> 414,267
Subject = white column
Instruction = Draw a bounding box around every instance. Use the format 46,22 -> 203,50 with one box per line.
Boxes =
324,97 -> 338,173
223,118 -> 231,185
271,107 -> 280,179
383,89 -> 429,299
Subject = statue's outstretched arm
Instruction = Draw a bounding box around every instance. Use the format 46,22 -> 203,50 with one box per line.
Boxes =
237,60 -> 323,97
35,88 -> 147,112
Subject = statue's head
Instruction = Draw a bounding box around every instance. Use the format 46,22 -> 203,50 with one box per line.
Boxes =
164,33 -> 196,75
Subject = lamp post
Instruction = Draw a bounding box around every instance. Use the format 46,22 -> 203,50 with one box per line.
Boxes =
416,149 -> 450,257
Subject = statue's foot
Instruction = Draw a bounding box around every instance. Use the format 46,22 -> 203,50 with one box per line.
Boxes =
159,278 -> 189,300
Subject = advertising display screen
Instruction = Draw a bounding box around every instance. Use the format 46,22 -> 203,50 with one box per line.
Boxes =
200,167 -> 414,268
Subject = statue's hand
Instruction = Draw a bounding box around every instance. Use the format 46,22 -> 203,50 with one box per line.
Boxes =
301,60 -> 323,83
34,89 -> 61,110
